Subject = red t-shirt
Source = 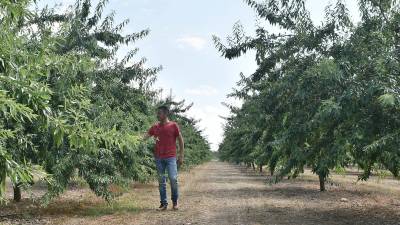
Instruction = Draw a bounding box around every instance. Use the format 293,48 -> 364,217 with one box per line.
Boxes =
147,121 -> 181,158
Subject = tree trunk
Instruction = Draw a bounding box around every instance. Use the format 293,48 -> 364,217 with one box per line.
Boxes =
319,174 -> 326,192
13,185 -> 21,202
270,165 -> 275,176
251,163 -> 255,171
259,165 -> 263,173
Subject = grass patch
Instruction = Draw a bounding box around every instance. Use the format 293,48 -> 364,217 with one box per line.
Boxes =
83,198 -> 141,216
39,195 -> 141,218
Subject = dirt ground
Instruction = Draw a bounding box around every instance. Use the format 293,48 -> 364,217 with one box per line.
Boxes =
1,160 -> 400,225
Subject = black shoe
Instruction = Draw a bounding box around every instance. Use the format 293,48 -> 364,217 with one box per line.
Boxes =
159,204 -> 167,211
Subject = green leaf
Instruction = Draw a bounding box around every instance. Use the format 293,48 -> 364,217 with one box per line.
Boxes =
378,93 -> 396,107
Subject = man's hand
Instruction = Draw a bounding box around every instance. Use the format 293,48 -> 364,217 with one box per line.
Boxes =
142,133 -> 151,141
178,156 -> 184,166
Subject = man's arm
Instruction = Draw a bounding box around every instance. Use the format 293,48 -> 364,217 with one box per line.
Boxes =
177,133 -> 184,165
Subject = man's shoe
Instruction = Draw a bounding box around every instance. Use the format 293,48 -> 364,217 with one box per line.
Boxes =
159,204 -> 167,211
172,203 -> 179,210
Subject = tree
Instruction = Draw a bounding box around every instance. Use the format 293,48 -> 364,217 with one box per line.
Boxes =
0,0 -> 211,203
215,0 -> 400,191
0,0 -> 53,202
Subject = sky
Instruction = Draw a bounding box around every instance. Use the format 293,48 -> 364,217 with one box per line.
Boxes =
38,0 -> 360,151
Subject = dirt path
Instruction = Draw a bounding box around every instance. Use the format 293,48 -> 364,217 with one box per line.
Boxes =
130,160 -> 400,225
2,160 -> 400,225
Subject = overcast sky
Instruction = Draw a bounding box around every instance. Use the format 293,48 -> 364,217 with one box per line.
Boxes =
38,0 -> 360,151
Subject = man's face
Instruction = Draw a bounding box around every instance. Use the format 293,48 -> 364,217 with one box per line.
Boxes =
157,110 -> 167,121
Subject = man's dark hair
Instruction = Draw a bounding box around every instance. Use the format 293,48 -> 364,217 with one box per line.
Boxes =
157,105 -> 170,115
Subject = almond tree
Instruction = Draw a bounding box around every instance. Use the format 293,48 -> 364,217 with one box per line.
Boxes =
216,0 -> 400,191
1,0 -> 212,203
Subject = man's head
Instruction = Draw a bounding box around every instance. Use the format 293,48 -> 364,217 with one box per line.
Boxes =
157,105 -> 170,122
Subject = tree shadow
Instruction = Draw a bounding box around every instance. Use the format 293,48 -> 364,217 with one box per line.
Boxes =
207,202 -> 400,225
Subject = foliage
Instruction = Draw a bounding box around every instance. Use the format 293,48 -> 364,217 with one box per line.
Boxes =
215,0 -> 400,191
0,0 -> 211,204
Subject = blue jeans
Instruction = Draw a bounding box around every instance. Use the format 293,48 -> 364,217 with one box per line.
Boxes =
155,157 -> 179,205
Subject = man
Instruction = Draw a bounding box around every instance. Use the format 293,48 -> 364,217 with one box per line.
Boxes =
144,105 -> 184,211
